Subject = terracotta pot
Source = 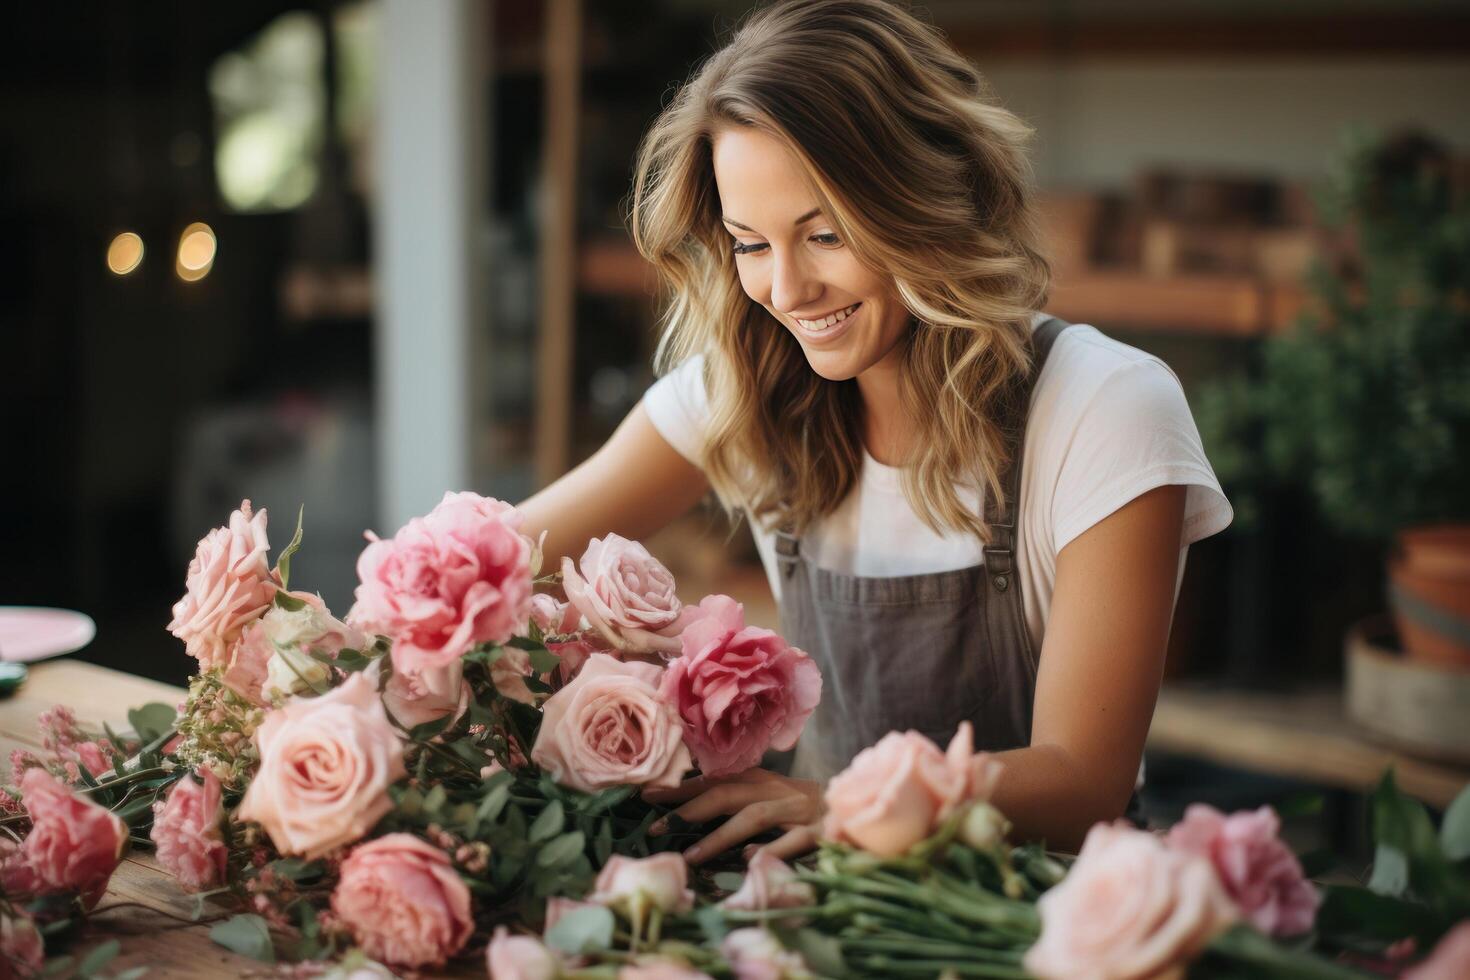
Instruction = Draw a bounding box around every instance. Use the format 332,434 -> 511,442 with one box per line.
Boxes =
1388,523 -> 1470,669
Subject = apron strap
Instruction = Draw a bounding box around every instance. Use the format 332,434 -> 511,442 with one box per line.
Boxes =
983,315 -> 1072,593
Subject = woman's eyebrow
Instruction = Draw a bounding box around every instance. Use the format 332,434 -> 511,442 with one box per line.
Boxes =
721,207 -> 823,233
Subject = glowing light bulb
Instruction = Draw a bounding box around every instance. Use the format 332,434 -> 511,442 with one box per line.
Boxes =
106,232 -> 145,275
176,222 -> 217,282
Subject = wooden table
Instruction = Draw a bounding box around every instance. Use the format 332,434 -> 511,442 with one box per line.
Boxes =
1150,683 -> 1470,810
1,660 -> 492,978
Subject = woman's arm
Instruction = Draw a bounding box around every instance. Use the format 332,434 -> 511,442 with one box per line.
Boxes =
517,402 -> 712,566
988,483 -> 1188,851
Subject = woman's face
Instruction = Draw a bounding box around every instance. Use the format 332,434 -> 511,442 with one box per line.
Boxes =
712,125 -> 911,382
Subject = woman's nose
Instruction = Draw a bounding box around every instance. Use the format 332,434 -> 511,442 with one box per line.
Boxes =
768,249 -> 822,315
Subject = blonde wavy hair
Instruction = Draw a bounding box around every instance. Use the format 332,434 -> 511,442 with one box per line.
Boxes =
630,0 -> 1051,541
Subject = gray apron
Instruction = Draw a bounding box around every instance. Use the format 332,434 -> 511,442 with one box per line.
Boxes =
774,316 -> 1072,784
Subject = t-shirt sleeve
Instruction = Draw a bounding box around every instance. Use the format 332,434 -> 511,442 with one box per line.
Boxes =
640,354 -> 710,467
1050,358 -> 1233,554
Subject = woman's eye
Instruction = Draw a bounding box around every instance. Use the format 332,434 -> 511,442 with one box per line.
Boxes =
812,232 -> 842,247
732,241 -> 768,255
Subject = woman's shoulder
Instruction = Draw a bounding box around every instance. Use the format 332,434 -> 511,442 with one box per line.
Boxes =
641,353 -> 710,467
1031,320 -> 1188,423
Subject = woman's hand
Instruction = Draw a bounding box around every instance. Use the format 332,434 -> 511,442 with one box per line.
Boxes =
643,768 -> 823,865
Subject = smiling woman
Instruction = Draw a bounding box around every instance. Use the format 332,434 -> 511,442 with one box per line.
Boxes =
517,0 -> 1231,860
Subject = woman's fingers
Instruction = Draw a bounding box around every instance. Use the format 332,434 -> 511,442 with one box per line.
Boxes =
682,798 -> 793,865
648,781 -> 783,835
747,824 -> 820,863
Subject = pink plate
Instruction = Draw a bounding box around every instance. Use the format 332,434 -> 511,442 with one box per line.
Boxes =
0,607 -> 97,662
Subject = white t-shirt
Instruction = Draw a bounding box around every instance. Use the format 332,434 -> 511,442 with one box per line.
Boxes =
642,315 -> 1233,648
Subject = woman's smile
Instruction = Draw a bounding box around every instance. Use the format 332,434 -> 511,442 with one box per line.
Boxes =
792,302 -> 861,344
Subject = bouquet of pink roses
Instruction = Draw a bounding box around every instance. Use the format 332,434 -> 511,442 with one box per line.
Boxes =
0,492 -> 822,974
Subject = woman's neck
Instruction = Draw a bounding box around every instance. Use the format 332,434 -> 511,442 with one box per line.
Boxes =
856,352 -> 914,467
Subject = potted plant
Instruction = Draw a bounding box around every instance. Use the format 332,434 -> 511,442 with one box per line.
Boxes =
1198,130 -> 1470,673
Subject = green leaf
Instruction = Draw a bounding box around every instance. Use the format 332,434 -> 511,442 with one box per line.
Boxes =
594,819 -> 613,865
272,590 -> 307,612
695,905 -> 729,944
114,968 -> 149,980
269,858 -> 322,883
42,956 -> 75,978
506,636 -> 546,651
530,800 -> 565,843
1275,792 -> 1325,819
423,784 -> 447,815
209,913 -> 276,963
787,928 -> 847,978
1440,781 -> 1470,861
409,714 -> 453,742
1297,848 -> 1337,879
477,782 -> 512,825
127,702 -> 177,743
523,675 -> 553,696
536,831 -> 586,868
1368,843 -> 1409,896
527,646 -> 561,675
713,871 -> 746,892
275,504 -> 305,589
77,939 -> 120,978
575,784 -> 635,814
544,905 -> 615,954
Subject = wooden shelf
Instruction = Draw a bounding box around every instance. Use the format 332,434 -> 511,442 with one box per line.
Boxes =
577,241 -> 1305,337
1150,682 -> 1469,810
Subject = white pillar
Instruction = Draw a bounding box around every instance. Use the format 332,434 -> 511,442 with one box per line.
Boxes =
373,0 -> 488,530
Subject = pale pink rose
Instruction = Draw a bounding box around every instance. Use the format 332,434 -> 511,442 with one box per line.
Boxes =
531,654 -> 692,793
486,926 -> 559,980
1405,922 -> 1470,980
254,592 -> 367,701
480,760 -> 507,780
1165,804 -> 1319,937
16,767 -> 128,909
659,596 -> 820,777
721,851 -> 815,914
0,839 -> 38,897
331,834 -> 473,968
0,908 -> 44,978
620,962 -> 715,980
349,491 -> 533,675
561,535 -> 692,655
150,769 -> 228,892
588,853 -> 695,918
381,660 -> 469,730
221,620 -> 275,705
236,673 -> 407,858
530,593 -> 579,635
548,638 -> 602,686
168,499 -> 277,669
720,928 -> 809,980
1024,823 -> 1239,980
822,722 -> 1002,858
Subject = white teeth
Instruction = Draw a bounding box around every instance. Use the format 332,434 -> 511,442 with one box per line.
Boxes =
797,303 -> 860,331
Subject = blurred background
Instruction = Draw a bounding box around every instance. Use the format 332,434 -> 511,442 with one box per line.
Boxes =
3,0 -> 1467,860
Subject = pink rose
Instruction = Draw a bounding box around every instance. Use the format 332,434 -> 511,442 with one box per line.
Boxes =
822,722 -> 1002,858
224,591 -> 364,705
168,499 -> 277,669
331,834 -> 473,968
16,768 -> 128,908
531,654 -> 692,793
1165,804 -> 1319,937
381,660 -> 469,730
350,492 -> 533,675
721,851 -> 815,914
222,620 -> 274,706
1024,823 -> 1239,980
621,962 -> 715,980
562,535 -> 691,655
1405,922 -> 1470,980
589,853 -> 695,920
659,596 -> 820,777
530,593 -> 579,635
486,926 -> 559,980
0,908 -> 44,978
491,644 -> 537,705
150,769 -> 228,892
720,928 -> 809,980
236,673 -> 407,858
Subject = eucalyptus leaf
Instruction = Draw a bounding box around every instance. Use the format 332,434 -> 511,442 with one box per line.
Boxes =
527,646 -> 561,675
713,871 -> 746,892
76,939 -> 120,978
788,927 -> 846,978
530,800 -> 566,843
1440,781 -> 1470,861
544,905 -> 615,954
1368,843 -> 1409,896
477,782 -> 512,825
409,714 -> 453,742
127,702 -> 176,742
209,913 -> 276,963
536,831 -> 586,868
273,590 -> 307,612
423,784 -> 447,814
